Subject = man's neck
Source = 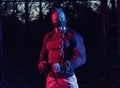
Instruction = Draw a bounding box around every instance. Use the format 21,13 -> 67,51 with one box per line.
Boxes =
55,28 -> 60,33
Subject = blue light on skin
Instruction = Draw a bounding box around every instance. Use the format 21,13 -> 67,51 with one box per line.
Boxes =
52,8 -> 67,32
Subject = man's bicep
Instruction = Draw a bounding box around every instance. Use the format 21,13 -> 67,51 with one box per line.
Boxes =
39,34 -> 49,61
70,34 -> 86,68
75,35 -> 86,61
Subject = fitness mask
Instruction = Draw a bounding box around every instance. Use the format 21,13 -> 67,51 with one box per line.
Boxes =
51,8 -> 67,32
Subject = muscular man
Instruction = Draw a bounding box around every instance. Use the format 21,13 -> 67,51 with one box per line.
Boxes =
38,8 -> 86,88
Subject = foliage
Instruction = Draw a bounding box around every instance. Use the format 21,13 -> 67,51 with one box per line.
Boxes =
1,0 -> 101,22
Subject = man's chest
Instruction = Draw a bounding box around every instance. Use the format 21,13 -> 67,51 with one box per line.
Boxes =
46,32 -> 73,50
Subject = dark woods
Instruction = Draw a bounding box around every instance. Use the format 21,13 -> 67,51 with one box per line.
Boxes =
0,0 -> 120,88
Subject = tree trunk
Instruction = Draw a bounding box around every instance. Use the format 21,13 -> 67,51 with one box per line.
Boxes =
117,0 -> 120,59
39,0 -> 42,20
100,0 -> 109,88
0,1 -> 5,87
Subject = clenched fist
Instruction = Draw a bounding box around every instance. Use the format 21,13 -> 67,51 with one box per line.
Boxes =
38,61 -> 47,73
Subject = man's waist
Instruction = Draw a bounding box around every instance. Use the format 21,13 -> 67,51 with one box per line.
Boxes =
48,71 -> 74,79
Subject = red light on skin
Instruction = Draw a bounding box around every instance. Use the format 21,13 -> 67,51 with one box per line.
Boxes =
52,12 -> 59,24
52,11 -> 66,24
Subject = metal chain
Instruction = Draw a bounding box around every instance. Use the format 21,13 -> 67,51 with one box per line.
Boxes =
60,32 -> 65,59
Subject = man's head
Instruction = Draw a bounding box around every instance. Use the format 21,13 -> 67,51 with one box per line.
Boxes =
51,8 -> 67,32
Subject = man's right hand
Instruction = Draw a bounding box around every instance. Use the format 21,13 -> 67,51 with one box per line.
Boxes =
38,61 -> 47,73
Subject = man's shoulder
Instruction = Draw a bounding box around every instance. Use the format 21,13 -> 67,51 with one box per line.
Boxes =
43,31 -> 53,41
44,31 -> 53,37
69,29 -> 83,39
